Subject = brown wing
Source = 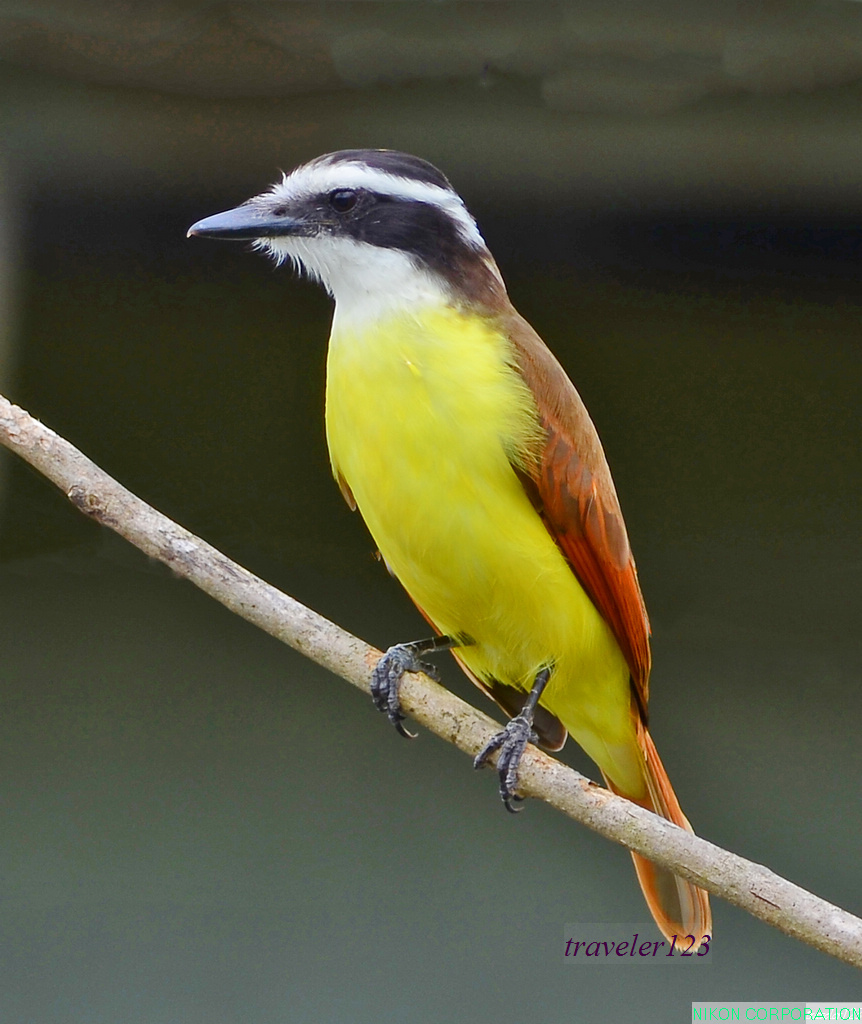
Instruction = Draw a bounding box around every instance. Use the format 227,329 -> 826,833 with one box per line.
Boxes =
502,305 -> 709,944
335,470 -> 357,510
503,309 -> 652,711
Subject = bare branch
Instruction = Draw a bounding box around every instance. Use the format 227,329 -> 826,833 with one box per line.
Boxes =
0,392 -> 859,969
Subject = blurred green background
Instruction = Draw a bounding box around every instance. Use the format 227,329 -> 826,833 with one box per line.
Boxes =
0,3 -> 860,1021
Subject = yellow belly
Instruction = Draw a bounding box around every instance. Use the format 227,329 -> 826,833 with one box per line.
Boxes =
325,305 -> 641,793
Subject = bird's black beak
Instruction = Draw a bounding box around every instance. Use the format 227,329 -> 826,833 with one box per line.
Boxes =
187,203 -> 309,241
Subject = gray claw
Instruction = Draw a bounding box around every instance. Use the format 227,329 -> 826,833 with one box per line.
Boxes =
474,713 -> 537,812
370,644 -> 433,739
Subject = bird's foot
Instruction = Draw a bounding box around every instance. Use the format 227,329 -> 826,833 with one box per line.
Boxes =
473,712 -> 538,813
371,638 -> 451,739
473,665 -> 551,813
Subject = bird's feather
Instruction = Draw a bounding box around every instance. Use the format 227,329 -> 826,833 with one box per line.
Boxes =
503,309 -> 651,714
502,307 -> 710,945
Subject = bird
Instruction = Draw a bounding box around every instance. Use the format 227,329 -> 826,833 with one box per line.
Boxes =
188,148 -> 712,947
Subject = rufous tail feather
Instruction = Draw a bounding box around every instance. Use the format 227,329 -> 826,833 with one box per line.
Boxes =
601,722 -> 712,950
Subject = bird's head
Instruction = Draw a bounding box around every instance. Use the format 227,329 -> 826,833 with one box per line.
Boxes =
188,149 -> 506,320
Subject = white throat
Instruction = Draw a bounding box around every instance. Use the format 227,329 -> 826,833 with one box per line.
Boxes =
261,234 -> 454,327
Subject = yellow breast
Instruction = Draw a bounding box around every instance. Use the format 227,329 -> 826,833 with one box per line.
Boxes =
325,304 -> 640,793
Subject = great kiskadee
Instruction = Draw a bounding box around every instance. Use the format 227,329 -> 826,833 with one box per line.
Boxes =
188,149 -> 711,946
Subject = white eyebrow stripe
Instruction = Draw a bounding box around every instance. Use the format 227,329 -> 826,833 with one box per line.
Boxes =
266,161 -> 487,250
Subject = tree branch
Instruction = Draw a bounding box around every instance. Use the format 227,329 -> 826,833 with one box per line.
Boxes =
0,392 -> 859,969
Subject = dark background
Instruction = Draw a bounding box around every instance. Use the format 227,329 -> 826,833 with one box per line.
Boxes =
0,4 -> 860,1021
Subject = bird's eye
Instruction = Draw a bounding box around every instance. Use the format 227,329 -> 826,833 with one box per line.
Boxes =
329,189 -> 358,213
272,206 -> 288,217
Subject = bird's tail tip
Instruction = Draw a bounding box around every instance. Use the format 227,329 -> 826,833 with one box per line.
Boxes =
603,723 -> 712,950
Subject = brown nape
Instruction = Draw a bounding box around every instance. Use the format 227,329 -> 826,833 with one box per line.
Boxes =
449,250 -> 511,312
